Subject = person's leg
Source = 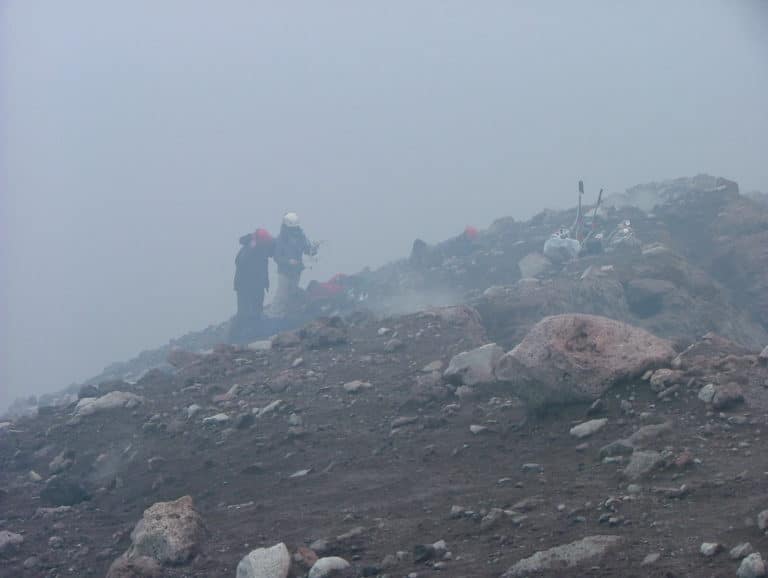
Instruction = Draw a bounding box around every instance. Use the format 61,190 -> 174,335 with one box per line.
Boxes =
236,290 -> 247,318
254,287 -> 265,317
272,272 -> 290,316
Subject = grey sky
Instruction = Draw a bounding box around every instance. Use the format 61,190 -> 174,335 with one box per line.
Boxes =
2,1 -> 767,408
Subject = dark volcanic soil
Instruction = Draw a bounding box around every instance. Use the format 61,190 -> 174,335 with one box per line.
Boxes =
2,309 -> 768,578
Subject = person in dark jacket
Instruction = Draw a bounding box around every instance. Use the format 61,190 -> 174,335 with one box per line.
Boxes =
234,228 -> 274,320
272,212 -> 316,316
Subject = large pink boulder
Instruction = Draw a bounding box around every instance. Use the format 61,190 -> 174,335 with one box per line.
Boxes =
495,314 -> 675,409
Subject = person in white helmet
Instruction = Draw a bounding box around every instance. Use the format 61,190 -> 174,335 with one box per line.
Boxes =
272,212 -> 317,316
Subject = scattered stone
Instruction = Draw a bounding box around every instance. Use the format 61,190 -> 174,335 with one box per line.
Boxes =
569,418 -> 608,439
501,535 -> 623,576
649,369 -> 684,392
49,449 -> 75,474
308,556 -> 351,578
289,469 -> 311,478
236,542 -> 291,578
586,399 -> 605,416
299,316 -> 349,349
712,383 -> 745,410
271,331 -> 301,349
622,451 -> 665,481
700,542 -> 721,557
481,508 -> 504,530
413,544 -> 436,563
343,380 -> 373,393
213,384 -> 241,403
257,400 -> 284,417
759,345 -> 768,364
0,530 -> 24,555
641,552 -> 660,566
599,439 -> 634,459
124,495 -> 204,565
186,404 -> 202,419
106,555 -> 162,578
422,360 -> 443,373
455,385 -> 475,399
74,391 -> 144,417
443,343 -> 504,386
28,470 -> 43,482
391,416 -> 418,429
384,338 -> 405,352
246,340 -> 272,351
757,509 -> 768,531
470,425 -> 488,435
731,543 -> 755,560
625,421 -> 672,446
293,547 -> 319,573
22,556 -> 39,569
202,413 -> 230,425
521,463 -> 542,472
698,383 -> 716,403
738,553 -> 767,578
310,539 -> 329,555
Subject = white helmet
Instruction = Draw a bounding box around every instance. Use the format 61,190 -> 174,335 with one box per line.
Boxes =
283,212 -> 300,228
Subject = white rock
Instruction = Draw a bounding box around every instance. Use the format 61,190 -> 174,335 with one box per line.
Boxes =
569,418 -> 608,439
74,391 -> 144,417
247,340 -> 272,352
236,542 -> 291,578
202,413 -> 230,425
757,509 -> 768,531
422,360 -> 444,373
469,425 -> 488,435
377,327 -> 391,336
308,556 -> 351,578
622,450 -> 664,481
186,404 -> 202,419
698,383 -> 716,403
699,542 -> 721,557
126,496 -> 204,564
502,535 -> 622,576
731,543 -> 755,560
444,343 -> 504,386
343,380 -> 372,393
257,400 -> 284,417
739,553 -> 767,578
641,552 -> 660,566
289,469 -> 311,478
0,530 -> 24,554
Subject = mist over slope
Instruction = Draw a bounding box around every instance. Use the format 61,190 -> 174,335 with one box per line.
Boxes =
2,174 -> 768,577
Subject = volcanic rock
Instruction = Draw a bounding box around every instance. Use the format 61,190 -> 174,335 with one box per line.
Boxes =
495,314 -> 675,409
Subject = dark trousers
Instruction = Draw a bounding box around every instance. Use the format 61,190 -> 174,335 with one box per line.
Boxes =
236,287 -> 266,319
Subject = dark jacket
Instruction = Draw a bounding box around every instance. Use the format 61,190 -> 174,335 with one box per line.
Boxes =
274,225 -> 313,274
234,233 -> 274,292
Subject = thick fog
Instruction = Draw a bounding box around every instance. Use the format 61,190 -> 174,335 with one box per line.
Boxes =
2,1 -> 767,409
